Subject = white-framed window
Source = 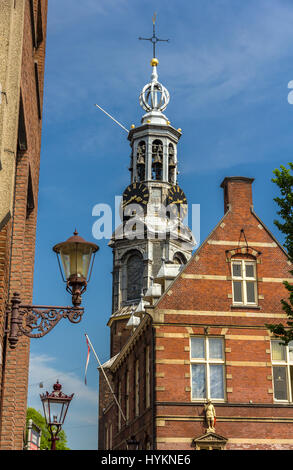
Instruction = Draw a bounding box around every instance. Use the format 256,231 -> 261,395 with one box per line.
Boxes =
232,259 -> 257,305
271,340 -> 293,402
190,336 -> 225,401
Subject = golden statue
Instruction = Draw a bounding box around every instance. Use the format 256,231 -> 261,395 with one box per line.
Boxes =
204,400 -> 216,433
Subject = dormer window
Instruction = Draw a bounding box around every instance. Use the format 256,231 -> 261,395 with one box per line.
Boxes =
152,140 -> 163,180
231,259 -> 257,306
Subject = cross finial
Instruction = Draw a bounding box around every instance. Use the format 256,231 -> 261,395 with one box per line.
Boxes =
139,13 -> 169,59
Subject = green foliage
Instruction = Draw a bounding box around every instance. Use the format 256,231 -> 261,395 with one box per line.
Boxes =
266,164 -> 293,344
26,407 -> 70,450
272,164 -> 293,261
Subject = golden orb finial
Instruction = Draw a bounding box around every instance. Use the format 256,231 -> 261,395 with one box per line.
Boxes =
151,58 -> 159,67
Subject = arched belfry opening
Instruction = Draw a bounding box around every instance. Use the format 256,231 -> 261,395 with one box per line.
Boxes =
136,141 -> 146,182
152,139 -> 163,180
168,143 -> 176,184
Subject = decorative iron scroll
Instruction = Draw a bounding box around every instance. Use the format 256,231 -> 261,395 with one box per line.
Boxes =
17,305 -> 84,339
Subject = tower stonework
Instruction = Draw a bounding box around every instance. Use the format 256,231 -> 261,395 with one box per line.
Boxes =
108,58 -> 195,358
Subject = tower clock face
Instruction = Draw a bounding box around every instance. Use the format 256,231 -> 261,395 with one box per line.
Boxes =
166,185 -> 188,219
121,182 -> 149,218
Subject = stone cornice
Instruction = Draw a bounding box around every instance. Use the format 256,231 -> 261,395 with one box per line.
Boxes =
110,313 -> 153,373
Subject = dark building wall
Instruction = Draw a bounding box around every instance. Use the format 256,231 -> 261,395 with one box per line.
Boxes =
99,319 -> 155,450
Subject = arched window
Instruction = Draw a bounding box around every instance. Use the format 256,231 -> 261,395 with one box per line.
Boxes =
152,139 -> 163,180
173,252 -> 187,265
137,141 -> 146,182
168,143 -> 176,184
127,252 -> 144,300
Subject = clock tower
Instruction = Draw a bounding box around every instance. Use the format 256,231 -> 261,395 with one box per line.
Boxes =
108,54 -> 195,357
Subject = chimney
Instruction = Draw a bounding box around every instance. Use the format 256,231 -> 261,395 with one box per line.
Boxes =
220,177 -> 254,214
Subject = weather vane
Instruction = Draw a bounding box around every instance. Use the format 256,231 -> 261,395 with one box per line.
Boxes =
139,13 -> 169,58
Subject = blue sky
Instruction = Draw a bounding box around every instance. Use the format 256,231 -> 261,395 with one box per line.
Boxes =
27,0 -> 293,450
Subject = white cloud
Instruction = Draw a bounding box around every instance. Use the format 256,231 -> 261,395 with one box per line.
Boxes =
47,0 -> 129,31
158,1 -> 293,117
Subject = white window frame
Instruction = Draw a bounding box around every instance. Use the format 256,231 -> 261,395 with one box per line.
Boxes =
271,340 -> 293,402
232,259 -> 257,306
190,336 -> 226,402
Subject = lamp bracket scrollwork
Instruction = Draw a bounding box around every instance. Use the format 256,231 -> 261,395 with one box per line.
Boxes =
8,292 -> 84,349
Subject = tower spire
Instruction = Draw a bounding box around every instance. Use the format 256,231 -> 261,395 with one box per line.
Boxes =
139,13 -> 169,59
138,15 -> 170,123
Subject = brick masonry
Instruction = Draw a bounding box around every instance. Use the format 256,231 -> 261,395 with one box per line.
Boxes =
99,177 -> 293,450
0,0 -> 48,450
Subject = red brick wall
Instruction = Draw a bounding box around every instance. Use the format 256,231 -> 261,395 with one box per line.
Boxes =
0,0 -> 48,450
0,216 -> 12,391
152,177 -> 293,450
100,177 -> 293,450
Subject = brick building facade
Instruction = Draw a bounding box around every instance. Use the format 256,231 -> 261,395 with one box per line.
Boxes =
0,0 -> 48,450
99,176 -> 293,450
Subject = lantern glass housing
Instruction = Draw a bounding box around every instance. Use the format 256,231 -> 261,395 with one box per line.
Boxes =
59,243 -> 93,281
53,230 -> 99,282
40,381 -> 74,428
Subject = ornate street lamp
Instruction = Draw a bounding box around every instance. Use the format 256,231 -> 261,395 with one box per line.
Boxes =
126,435 -> 140,450
40,380 -> 73,450
53,230 -> 99,307
7,230 -> 99,349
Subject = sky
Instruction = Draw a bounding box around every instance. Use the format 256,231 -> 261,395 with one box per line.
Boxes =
27,0 -> 293,450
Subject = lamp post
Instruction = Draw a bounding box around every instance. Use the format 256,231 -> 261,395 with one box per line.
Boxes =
7,230 -> 99,349
40,380 -> 73,450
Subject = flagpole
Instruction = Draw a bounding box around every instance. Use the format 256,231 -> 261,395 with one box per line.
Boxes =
85,334 -> 126,422
95,104 -> 129,133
